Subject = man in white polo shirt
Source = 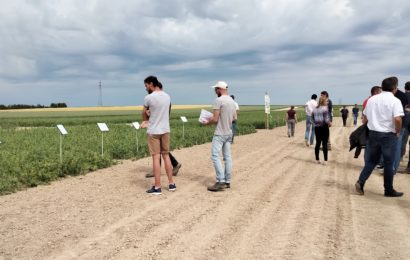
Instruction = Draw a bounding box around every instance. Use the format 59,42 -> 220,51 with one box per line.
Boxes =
355,76 -> 404,197
305,94 -> 318,146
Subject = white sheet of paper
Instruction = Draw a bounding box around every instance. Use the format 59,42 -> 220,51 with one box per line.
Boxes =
180,116 -> 188,123
56,124 -> 68,135
97,123 -> 109,132
199,109 -> 213,123
132,122 -> 140,130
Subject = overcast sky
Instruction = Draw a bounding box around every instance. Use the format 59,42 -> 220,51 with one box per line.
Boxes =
1,0 -> 410,106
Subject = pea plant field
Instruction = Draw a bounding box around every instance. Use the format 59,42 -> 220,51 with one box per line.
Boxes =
0,105 -> 304,194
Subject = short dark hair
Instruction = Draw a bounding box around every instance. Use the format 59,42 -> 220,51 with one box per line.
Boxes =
290,105 -> 294,109
144,75 -> 160,87
311,94 -> 317,99
321,91 -> 329,97
370,86 -> 381,95
405,82 -> 410,91
230,95 -> 235,100
158,81 -> 163,89
381,77 -> 398,92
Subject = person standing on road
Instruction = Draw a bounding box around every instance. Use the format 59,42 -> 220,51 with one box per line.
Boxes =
305,94 -> 318,146
203,81 -> 236,192
392,86 -> 408,175
321,91 -> 333,150
286,106 -> 297,137
141,76 -> 176,195
312,96 -> 332,165
144,83 -> 182,178
352,104 -> 359,127
399,82 -> 410,174
340,106 -> 349,127
355,76 -> 404,197
230,95 -> 240,144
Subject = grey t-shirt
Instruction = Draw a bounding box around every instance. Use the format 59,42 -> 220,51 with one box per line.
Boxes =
143,91 -> 171,135
213,95 -> 236,136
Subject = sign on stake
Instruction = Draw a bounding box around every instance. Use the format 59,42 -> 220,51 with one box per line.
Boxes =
264,93 -> 270,129
180,116 -> 188,139
97,123 -> 109,156
132,122 -> 140,152
56,124 -> 68,164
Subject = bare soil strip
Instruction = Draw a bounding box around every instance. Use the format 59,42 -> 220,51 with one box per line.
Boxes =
1,117 -> 409,259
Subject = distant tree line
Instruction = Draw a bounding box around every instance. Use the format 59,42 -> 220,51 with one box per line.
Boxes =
0,103 -> 67,110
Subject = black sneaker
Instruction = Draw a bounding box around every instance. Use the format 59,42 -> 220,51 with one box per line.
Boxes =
384,190 -> 404,197
172,163 -> 182,176
225,183 -> 231,189
355,181 -> 364,195
168,183 -> 176,192
207,182 -> 225,192
146,186 -> 162,195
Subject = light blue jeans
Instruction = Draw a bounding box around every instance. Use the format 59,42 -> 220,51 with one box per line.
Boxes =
211,135 -> 232,183
305,115 -> 315,145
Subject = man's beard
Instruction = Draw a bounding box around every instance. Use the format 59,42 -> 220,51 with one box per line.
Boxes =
217,93 -> 221,97
147,89 -> 153,94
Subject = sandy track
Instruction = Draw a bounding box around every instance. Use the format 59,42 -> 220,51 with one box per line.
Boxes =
1,117 -> 410,259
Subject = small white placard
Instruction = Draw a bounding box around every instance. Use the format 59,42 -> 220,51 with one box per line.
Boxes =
132,122 -> 140,130
180,116 -> 188,123
199,109 -> 213,123
56,124 -> 68,135
97,123 -> 109,132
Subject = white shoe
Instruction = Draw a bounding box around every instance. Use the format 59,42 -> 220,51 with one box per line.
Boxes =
316,160 -> 321,164
322,161 -> 328,166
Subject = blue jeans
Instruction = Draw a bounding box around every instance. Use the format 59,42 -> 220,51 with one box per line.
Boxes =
353,114 -> 358,126
211,135 -> 232,183
393,128 -> 405,174
358,131 -> 397,193
305,115 -> 315,145
231,120 -> 237,143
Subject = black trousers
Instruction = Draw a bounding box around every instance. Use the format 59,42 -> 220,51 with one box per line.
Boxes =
315,125 -> 329,161
342,116 -> 347,127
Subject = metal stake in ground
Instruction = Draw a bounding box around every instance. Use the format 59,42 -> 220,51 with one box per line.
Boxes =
180,116 -> 188,139
97,123 -> 109,157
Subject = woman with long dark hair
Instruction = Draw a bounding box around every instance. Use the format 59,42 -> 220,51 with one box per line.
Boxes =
312,97 -> 332,165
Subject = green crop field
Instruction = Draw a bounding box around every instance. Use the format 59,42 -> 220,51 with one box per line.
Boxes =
0,105 -> 306,194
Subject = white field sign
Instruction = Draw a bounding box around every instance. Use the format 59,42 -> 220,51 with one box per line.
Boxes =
180,116 -> 188,139
97,123 -> 109,156
56,124 -> 68,164
132,122 -> 140,152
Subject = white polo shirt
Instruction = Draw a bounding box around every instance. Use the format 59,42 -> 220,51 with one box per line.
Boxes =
305,99 -> 318,116
363,91 -> 404,133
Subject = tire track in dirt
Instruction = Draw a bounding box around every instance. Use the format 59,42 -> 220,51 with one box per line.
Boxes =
50,132 -> 292,259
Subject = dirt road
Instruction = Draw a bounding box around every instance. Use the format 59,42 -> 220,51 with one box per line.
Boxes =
1,118 -> 410,259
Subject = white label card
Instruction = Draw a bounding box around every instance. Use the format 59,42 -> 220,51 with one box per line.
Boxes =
57,124 -> 68,135
97,123 -> 109,132
132,122 -> 140,129
180,116 -> 188,123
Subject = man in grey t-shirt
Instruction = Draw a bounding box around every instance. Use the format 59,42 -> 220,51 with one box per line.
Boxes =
203,81 -> 237,192
141,75 -> 175,195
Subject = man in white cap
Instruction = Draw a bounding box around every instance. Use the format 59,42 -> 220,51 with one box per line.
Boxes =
203,81 -> 237,192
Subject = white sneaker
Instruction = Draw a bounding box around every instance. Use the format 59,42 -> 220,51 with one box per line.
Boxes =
322,161 -> 328,166
316,160 -> 321,164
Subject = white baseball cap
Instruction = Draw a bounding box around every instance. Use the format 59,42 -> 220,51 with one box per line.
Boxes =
211,81 -> 228,89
